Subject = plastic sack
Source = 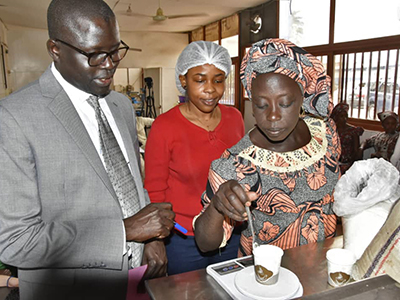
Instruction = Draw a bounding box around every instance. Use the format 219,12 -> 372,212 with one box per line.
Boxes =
333,158 -> 400,259
333,158 -> 400,217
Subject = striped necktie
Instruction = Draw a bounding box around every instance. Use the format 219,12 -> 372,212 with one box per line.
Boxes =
87,95 -> 143,268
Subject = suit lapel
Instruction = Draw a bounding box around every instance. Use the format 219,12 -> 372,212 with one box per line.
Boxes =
41,69 -> 118,202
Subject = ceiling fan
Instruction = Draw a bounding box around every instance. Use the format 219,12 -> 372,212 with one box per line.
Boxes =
115,0 -> 208,22
151,0 -> 208,22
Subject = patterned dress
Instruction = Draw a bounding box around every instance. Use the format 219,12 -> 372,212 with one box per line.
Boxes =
364,131 -> 399,161
338,125 -> 364,174
200,116 -> 341,256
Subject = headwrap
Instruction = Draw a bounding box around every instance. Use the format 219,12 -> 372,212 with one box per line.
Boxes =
378,111 -> 399,123
331,102 -> 349,120
175,41 -> 232,95
240,38 -> 333,118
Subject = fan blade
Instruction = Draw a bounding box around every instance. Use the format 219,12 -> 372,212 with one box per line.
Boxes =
116,11 -> 150,18
111,0 -> 121,11
167,13 -> 209,20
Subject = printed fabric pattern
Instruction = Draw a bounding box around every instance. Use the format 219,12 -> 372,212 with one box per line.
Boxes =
364,131 -> 400,161
240,38 -> 333,118
200,116 -> 340,256
338,125 -> 364,173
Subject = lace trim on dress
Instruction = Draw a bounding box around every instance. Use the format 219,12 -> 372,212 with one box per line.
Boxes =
238,117 -> 327,172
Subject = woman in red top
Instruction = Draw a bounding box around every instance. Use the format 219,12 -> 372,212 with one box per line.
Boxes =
145,41 -> 244,275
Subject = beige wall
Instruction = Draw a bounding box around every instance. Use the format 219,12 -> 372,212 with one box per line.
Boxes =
7,25 -> 51,93
118,32 -> 188,69
4,25 -> 188,96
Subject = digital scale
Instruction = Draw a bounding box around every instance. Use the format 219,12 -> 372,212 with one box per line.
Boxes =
206,255 -> 303,300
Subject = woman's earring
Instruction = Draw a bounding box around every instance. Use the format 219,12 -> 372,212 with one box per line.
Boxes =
183,85 -> 187,90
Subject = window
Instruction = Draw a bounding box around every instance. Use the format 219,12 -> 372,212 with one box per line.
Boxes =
219,35 -> 239,106
334,50 -> 400,121
220,61 -> 237,106
221,35 -> 238,58
279,0 -> 400,129
335,0 -> 400,43
279,0 -> 330,47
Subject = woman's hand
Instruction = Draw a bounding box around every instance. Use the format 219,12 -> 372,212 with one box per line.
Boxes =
211,180 -> 258,221
194,180 -> 258,252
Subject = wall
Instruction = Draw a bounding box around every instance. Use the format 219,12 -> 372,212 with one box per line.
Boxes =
118,32 -> 188,69
4,25 -> 188,98
6,25 -> 51,93
119,32 -> 187,115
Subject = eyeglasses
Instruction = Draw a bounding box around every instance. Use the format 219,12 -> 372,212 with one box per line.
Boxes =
55,39 -> 130,67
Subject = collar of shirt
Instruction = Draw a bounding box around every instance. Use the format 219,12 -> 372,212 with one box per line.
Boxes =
51,62 -> 94,106
51,63 -> 130,256
50,62 -> 130,165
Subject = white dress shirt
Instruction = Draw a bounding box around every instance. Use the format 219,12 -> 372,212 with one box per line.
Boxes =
51,63 -> 129,255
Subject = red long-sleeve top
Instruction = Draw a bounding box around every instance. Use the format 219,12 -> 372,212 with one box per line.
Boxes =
144,104 -> 244,236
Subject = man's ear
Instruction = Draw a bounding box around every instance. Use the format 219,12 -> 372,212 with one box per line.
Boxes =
47,39 -> 60,62
179,74 -> 187,90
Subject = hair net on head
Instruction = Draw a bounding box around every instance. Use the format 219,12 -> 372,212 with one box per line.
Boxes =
240,38 -> 333,118
175,41 -> 232,95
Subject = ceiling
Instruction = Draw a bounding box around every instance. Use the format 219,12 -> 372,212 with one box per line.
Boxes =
0,0 -> 268,33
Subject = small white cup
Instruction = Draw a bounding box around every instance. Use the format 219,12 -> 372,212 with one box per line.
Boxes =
326,248 -> 356,287
253,245 -> 284,285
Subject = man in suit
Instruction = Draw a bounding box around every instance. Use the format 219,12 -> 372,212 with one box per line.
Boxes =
0,0 -> 175,299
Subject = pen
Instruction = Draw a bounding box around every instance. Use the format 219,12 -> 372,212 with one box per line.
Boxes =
174,222 -> 188,234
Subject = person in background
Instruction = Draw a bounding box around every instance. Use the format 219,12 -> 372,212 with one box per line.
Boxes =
145,41 -> 245,275
360,111 -> 399,161
194,38 -> 341,257
0,1 -> 174,299
136,116 -> 155,179
331,102 -> 364,174
136,116 -> 155,150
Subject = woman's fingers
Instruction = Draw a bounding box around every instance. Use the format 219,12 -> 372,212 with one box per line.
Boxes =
213,180 -> 252,220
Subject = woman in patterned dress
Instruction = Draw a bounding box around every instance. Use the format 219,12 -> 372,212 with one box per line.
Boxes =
331,103 -> 364,174
194,38 -> 341,256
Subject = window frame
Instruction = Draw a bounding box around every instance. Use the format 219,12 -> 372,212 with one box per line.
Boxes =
305,35 -> 400,131
295,0 -> 400,131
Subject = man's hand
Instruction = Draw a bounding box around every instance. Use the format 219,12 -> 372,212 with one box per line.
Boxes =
124,203 -> 175,242
142,240 -> 168,280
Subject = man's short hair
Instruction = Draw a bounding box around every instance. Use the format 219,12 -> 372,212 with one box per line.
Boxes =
47,0 -> 115,40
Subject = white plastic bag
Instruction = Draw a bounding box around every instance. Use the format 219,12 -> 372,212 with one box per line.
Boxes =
333,158 -> 400,259
334,158 -> 400,217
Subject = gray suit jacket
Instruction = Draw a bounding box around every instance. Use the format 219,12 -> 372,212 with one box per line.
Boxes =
0,67 -> 149,299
